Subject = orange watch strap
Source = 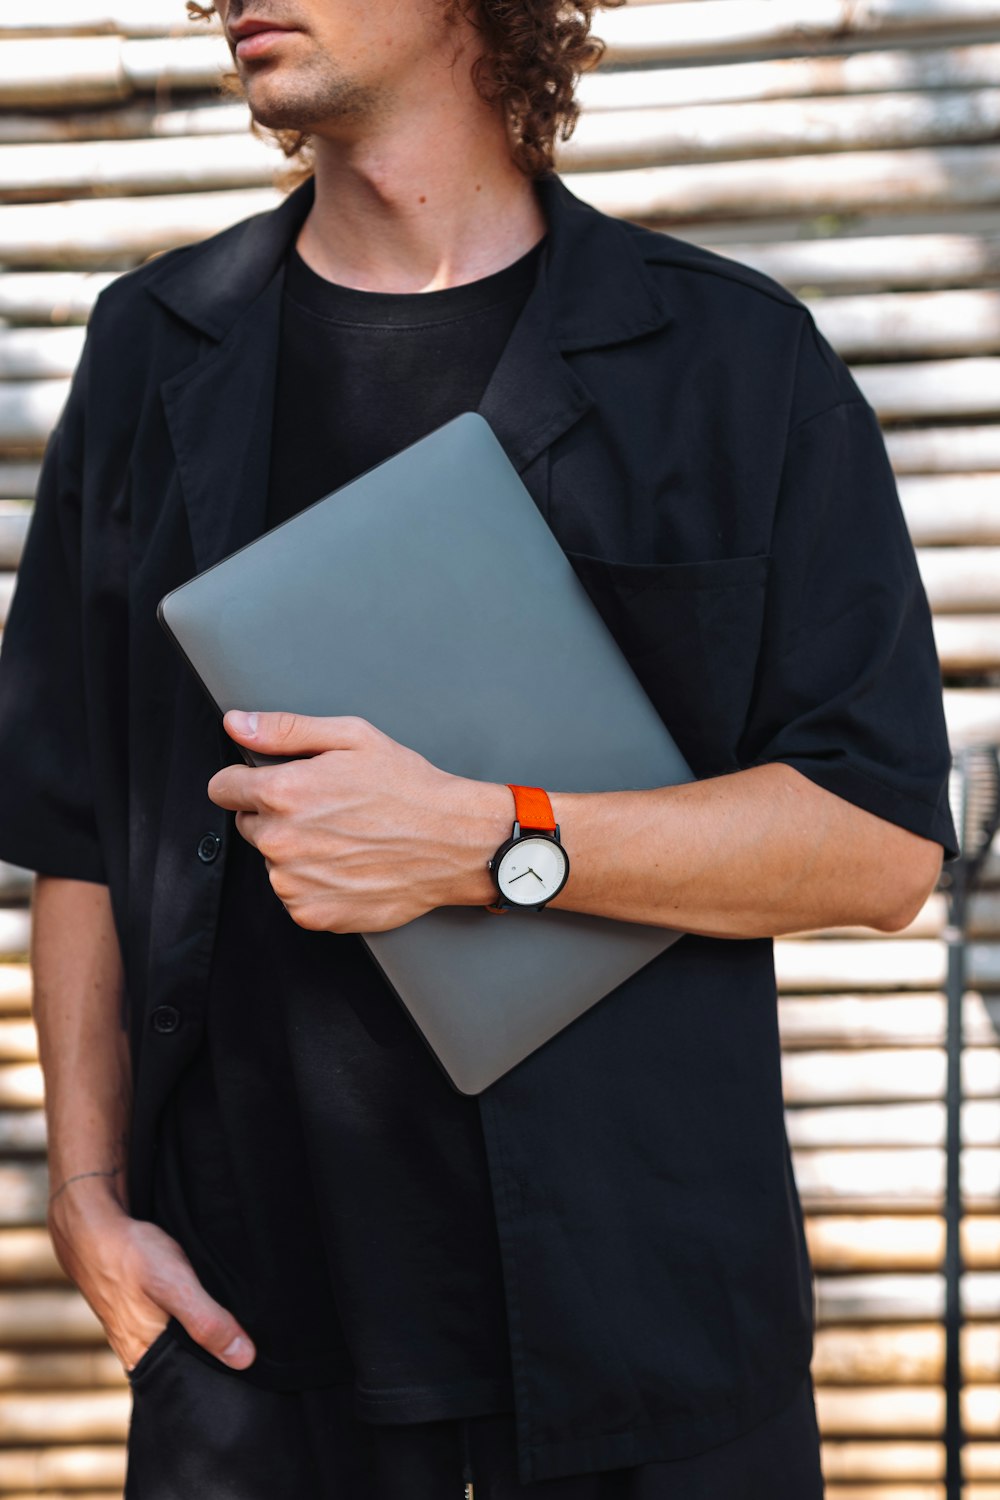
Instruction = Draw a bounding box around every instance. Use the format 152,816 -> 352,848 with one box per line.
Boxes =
506,783 -> 556,833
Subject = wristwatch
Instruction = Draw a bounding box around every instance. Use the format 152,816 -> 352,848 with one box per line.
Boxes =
486,784 -> 570,913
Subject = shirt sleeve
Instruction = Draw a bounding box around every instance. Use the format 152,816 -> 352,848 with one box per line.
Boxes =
738,315 -> 959,861
0,326 -> 108,883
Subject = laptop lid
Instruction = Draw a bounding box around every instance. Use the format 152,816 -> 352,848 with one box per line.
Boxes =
158,412 -> 693,1093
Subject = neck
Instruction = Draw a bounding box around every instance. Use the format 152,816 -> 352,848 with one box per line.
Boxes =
295,105 -> 547,293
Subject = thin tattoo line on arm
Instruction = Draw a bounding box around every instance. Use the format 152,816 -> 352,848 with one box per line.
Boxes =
48,1165 -> 125,1204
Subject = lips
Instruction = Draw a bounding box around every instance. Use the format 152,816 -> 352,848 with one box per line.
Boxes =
229,18 -> 299,60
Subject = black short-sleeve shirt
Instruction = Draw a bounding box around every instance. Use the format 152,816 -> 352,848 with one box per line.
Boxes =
0,171 -> 958,1486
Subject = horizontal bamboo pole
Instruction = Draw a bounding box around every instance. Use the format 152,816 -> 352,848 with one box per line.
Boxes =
0,1066 -> 43,1111
944,687 -> 1000,748
0,1288 -> 102,1344
970,1445 -> 1000,1477
0,35 -> 229,106
2,3 -> 221,36
933,615 -> 1000,672
811,289 -> 1000,361
819,1439 -> 943,1481
0,471 -> 40,506
0,1111 -> 45,1154
0,1228 -> 63,1284
598,0 -> 1000,65
780,1046 -> 981,1105
0,328 -> 84,380
563,88 -> 1000,172
788,1100 -> 945,1147
814,1323 -> 1000,1383
815,1385 -> 944,1436
0,1022 -> 36,1064
777,992 -> 1000,1050
887,426 -> 1000,471
0,1492 -> 127,1500
566,142 -> 1000,225
0,1162 -> 46,1224
900,475 -> 1000,543
0,1349 -> 124,1390
0,911 -> 30,962
706,230 -> 1000,295
917,546 -> 1000,610
0,186 -> 279,269
823,1486 -> 944,1500
775,939 -> 952,993
0,98 -> 248,147
0,506 -> 31,571
816,1274 -> 947,1323
578,42 -> 1000,113
0,132 -> 278,203
0,274 -> 113,326
806,1217 -> 949,1271
815,1324 -> 944,1383
0,871 -> 32,909
121,34 -> 229,90
799,1151 -> 955,1210
857,359 -> 1000,422
0,1390 -> 129,1445
0,381 -> 67,451
0,968 -> 31,1017
0,1444 -> 125,1492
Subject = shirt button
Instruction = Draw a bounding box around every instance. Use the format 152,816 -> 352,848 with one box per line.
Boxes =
150,1004 -> 180,1035
197,831 -> 222,863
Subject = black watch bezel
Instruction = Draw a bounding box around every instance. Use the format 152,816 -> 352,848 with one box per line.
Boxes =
487,822 -> 570,913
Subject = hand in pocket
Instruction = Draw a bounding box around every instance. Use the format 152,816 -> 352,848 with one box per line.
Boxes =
46,1176 -> 257,1374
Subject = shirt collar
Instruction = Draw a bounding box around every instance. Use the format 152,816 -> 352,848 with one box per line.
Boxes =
145,170 -> 673,351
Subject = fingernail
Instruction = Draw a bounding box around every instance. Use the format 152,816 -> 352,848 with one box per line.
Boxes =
222,1335 -> 252,1361
227,711 -> 258,737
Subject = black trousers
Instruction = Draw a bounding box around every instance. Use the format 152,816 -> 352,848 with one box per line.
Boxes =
124,1326 -> 826,1498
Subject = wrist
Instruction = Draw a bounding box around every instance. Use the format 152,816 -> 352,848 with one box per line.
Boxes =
48,1163 -> 128,1221
448,776 -> 513,907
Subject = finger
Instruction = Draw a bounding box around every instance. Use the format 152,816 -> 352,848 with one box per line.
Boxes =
206,765 -> 263,812
156,1275 -> 256,1370
223,709 -> 375,755
234,809 -> 261,850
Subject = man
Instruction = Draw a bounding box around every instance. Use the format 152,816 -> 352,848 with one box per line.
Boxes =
0,0 -> 957,1495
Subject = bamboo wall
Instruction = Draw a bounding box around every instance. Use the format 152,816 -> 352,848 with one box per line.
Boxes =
1,2 -> 999,1496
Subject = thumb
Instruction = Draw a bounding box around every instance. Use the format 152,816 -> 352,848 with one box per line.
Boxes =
224,708 -> 364,754
160,1275 -> 256,1370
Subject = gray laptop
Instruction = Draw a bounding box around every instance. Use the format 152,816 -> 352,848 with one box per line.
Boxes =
157,412 -> 693,1094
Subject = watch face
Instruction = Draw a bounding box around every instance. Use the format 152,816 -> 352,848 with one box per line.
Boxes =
496,836 -> 568,906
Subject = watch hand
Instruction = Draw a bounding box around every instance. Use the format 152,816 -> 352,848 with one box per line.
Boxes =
527,867 -> 545,883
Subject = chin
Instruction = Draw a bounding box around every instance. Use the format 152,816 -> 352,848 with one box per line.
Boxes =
245,71 -> 375,133
242,80 -> 301,129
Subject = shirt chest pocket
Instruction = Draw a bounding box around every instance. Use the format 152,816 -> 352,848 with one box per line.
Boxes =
562,550 -> 772,778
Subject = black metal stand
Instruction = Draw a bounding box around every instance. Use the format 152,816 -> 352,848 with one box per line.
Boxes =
940,744 -> 1000,1500
943,893 -> 966,1500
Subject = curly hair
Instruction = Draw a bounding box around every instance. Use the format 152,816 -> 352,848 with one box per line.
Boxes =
185,0 -> 623,179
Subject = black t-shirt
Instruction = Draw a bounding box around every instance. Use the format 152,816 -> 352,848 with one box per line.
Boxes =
151,234 -> 545,1422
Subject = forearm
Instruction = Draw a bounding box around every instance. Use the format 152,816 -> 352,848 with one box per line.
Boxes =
31,875 -> 132,1214
461,762 -> 944,938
